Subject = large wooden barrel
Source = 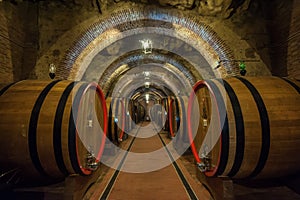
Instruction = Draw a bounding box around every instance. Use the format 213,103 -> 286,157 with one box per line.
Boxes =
172,96 -> 190,152
133,102 -> 146,124
168,97 -> 180,138
159,99 -> 167,130
120,99 -> 134,133
188,76 -> 300,179
0,80 -> 107,185
127,99 -> 135,132
161,98 -> 168,131
106,97 -> 126,143
123,98 -> 134,135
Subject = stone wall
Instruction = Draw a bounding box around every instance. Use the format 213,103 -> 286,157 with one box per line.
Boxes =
35,1 -> 100,80
0,1 -> 37,83
38,1 -> 99,58
224,1 -> 272,72
269,0 -> 300,79
287,0 -> 300,79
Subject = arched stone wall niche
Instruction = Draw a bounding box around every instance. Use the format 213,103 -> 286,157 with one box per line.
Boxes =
95,49 -> 202,96
60,5 -> 238,79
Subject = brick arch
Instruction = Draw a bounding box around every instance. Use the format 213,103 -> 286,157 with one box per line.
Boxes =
98,49 -> 203,96
55,5 -> 239,80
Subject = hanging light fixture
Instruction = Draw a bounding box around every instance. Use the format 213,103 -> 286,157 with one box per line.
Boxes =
143,71 -> 150,77
139,39 -> 153,54
49,63 -> 56,79
145,93 -> 150,104
144,82 -> 150,88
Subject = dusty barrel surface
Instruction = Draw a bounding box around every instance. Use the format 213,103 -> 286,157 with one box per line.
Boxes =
188,76 -> 300,179
0,80 -> 107,184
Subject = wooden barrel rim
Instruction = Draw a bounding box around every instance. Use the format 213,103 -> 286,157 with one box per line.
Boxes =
0,82 -> 18,96
168,98 -> 175,137
53,81 -> 78,176
187,80 -> 222,177
281,78 -> 300,94
108,98 -> 126,142
177,96 -> 187,143
234,77 -> 270,178
112,98 -> 119,142
216,79 -> 242,177
94,83 -> 108,161
206,79 -> 230,177
74,82 -> 108,175
107,97 -> 119,143
118,99 -> 126,141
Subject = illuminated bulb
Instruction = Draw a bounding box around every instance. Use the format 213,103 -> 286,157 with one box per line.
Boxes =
145,82 -> 150,88
49,63 -> 56,73
144,71 -> 150,76
139,39 -> 153,54
49,63 -> 56,79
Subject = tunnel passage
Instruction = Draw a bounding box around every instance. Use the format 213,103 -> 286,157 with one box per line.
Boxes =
2,1 -> 300,199
32,3 -> 270,180
52,6 -> 243,152
48,7 -> 247,145
34,7 -> 253,144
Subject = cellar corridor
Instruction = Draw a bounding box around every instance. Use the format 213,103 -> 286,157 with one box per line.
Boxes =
1,1 -> 300,199
85,122 -> 211,200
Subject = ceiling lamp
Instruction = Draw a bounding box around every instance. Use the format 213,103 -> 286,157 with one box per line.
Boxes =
145,93 -> 150,101
145,93 -> 150,104
144,82 -> 150,88
143,71 -> 150,77
139,39 -> 153,54
49,63 -> 56,79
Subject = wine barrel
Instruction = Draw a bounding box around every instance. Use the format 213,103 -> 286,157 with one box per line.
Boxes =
106,97 -> 126,143
127,99 -> 135,132
122,98 -> 132,137
0,80 -> 107,185
133,102 -> 146,124
172,96 -> 190,153
0,82 -> 18,96
118,99 -> 126,141
188,76 -> 300,179
168,97 -> 181,138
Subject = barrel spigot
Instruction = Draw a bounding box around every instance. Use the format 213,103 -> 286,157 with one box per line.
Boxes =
197,153 -> 211,172
197,162 -> 207,172
86,152 -> 99,171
